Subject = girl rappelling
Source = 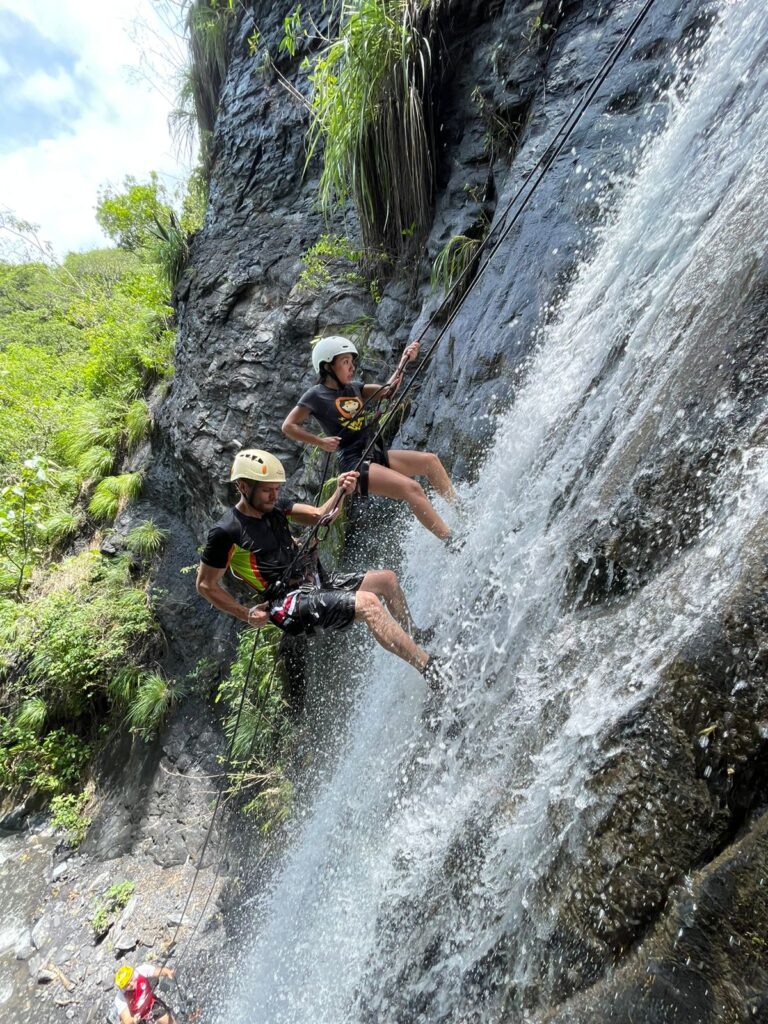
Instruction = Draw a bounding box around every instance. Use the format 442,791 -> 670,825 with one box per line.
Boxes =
282,334 -> 459,544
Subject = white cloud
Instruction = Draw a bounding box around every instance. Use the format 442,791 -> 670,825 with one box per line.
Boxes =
0,0 -> 193,257
13,67 -> 79,110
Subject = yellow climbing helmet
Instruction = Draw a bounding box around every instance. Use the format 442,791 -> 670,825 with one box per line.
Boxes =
230,449 -> 286,484
114,965 -> 134,989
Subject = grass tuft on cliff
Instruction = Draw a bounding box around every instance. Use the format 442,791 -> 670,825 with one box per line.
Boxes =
305,0 -> 444,259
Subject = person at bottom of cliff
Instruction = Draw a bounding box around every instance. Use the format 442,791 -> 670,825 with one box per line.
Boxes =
114,964 -> 177,1024
195,448 -> 440,681
281,335 -> 459,545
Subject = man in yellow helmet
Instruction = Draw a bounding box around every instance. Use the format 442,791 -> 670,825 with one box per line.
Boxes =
114,963 -> 176,1024
196,449 -> 440,681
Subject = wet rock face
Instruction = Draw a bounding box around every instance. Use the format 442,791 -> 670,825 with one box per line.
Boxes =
563,258 -> 768,610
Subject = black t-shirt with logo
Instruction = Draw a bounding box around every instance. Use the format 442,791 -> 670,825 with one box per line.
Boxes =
297,381 -> 377,470
201,496 -> 316,600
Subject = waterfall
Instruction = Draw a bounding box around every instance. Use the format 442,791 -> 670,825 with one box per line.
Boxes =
221,2 -> 768,1019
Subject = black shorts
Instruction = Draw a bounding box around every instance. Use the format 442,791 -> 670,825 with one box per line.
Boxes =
338,446 -> 389,497
268,573 -> 365,637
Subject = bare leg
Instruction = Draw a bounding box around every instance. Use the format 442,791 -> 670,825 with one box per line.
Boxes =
367,463 -> 451,540
354,591 -> 429,672
359,569 -> 415,632
387,450 -> 456,502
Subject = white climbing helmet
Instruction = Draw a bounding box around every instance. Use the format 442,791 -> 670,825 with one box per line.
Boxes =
311,335 -> 358,375
230,449 -> 286,483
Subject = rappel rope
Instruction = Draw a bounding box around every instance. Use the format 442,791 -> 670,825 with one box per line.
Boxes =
157,635 -> 280,1013
161,0 -> 660,1001
282,0 -> 659,582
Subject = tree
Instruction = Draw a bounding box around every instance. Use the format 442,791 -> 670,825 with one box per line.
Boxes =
95,172 -> 175,252
0,456 -> 50,598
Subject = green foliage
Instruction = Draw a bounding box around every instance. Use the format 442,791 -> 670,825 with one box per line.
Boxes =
306,0 -> 443,258
280,4 -> 305,57
126,520 -> 169,559
96,173 -> 173,252
149,212 -> 190,291
0,457 -> 51,597
171,0 -> 235,177
0,720 -> 91,795
16,695 -> 48,733
317,475 -> 349,563
1,552 -> 158,724
216,628 -> 293,831
50,791 -> 91,846
92,880 -> 135,935
126,671 -> 184,738
124,400 -> 152,451
217,626 -> 289,764
40,508 -> 84,547
430,234 -> 481,294
298,233 -> 366,291
88,472 -> 143,521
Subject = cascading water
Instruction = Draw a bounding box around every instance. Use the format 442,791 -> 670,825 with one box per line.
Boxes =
219,2 -> 768,1020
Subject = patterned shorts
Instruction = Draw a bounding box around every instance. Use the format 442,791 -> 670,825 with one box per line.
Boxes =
269,572 -> 365,637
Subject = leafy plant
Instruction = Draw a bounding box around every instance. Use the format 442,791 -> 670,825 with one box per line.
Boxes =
298,233 -> 366,292
15,695 -> 48,733
88,472 -> 143,521
148,212 -> 190,291
0,456 -> 50,597
92,880 -> 135,935
170,0 -> 235,177
51,791 -> 91,847
126,520 -> 169,558
306,0 -> 444,258
1,552 -> 158,724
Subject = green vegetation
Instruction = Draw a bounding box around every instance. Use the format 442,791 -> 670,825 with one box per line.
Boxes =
298,233 -> 365,291
126,520 -> 169,559
303,0 -> 444,258
0,552 -> 162,795
51,791 -> 92,847
88,472 -> 144,522
126,671 -> 185,739
216,627 -> 294,833
431,234 -> 481,294
92,880 -> 136,935
170,0 -> 236,178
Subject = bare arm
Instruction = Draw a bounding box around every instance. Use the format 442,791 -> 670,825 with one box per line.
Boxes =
287,471 -> 358,526
282,405 -> 340,452
361,342 -> 419,401
196,563 -> 270,628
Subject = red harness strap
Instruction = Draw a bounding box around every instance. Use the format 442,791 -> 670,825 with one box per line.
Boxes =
128,976 -> 156,1019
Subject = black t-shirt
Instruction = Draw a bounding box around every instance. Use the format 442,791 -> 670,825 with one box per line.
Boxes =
200,496 -> 315,600
297,382 -> 377,465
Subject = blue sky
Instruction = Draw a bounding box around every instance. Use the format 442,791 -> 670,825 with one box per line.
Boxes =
0,0 -> 191,257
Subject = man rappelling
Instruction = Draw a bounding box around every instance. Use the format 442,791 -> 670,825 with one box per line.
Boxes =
281,336 -> 459,545
114,964 -> 177,1024
196,449 -> 443,685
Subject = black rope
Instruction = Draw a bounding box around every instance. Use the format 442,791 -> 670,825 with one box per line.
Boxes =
155,628 -> 271,1009
281,0 -> 659,580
